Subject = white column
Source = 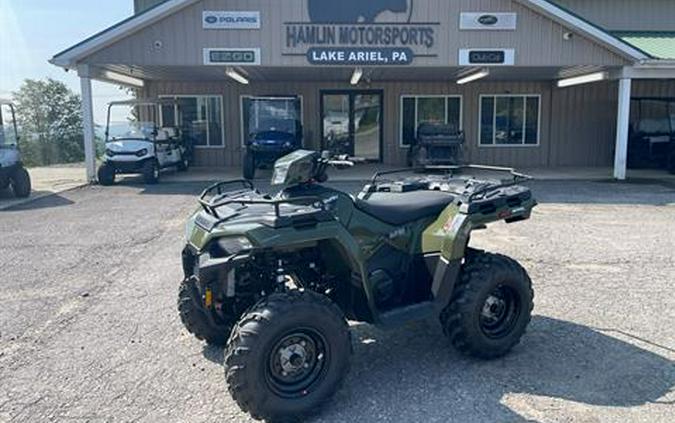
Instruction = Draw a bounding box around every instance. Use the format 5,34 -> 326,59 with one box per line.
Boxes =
613,78 -> 632,180
79,76 -> 97,182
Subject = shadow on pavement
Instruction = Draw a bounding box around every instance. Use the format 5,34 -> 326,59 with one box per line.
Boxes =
201,315 -> 674,422
0,191 -> 75,211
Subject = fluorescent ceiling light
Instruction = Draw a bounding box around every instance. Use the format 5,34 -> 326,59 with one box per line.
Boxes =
100,70 -> 144,88
557,71 -> 608,88
350,68 -> 363,85
457,68 -> 489,85
226,67 -> 249,85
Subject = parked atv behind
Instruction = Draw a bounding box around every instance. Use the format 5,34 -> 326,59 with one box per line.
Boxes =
0,100 -> 31,198
179,150 -> 537,421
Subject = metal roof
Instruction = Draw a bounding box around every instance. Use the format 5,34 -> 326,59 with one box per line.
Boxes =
614,32 -> 675,60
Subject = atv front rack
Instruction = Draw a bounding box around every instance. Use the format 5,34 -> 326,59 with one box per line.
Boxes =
199,179 -> 326,220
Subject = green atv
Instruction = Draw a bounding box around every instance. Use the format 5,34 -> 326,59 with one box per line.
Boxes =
179,150 -> 537,421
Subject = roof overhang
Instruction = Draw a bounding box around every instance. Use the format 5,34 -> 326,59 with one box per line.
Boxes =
515,0 -> 651,62
50,0 -> 199,69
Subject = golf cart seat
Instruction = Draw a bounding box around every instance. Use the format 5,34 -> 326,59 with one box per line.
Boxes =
356,190 -> 455,225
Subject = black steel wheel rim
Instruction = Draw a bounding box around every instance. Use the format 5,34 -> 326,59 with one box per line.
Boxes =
265,328 -> 329,398
479,285 -> 521,339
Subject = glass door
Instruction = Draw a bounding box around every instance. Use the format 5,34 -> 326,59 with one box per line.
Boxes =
321,91 -> 382,161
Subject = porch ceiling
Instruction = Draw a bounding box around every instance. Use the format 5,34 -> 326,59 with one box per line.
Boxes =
98,64 -> 615,84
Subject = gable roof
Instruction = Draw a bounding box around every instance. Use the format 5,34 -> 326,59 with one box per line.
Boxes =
51,0 -> 650,70
516,0 -> 651,61
50,0 -> 199,68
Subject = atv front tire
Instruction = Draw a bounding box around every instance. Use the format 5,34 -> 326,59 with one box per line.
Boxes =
10,167 -> 31,198
441,252 -> 533,359
143,160 -> 160,184
97,164 -> 115,186
225,291 -> 351,422
178,278 -> 232,346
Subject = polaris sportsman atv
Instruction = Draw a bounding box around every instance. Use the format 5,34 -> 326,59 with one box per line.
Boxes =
0,100 -> 31,198
98,99 -> 192,185
179,150 -> 537,421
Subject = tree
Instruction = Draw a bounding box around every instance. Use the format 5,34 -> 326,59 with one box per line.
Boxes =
12,78 -> 84,166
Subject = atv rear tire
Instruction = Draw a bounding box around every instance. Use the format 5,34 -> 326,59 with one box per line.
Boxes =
10,167 -> 31,198
97,164 -> 115,186
243,152 -> 255,180
225,291 -> 351,422
440,252 -> 533,359
143,160 -> 160,184
178,278 -> 232,346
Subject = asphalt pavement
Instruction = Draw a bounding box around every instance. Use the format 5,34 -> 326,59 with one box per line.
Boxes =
0,177 -> 673,422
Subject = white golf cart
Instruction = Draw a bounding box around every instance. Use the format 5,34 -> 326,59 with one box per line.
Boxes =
0,100 -> 31,198
98,99 -> 192,185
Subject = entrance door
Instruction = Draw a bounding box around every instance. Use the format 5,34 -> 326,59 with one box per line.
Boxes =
321,91 -> 382,161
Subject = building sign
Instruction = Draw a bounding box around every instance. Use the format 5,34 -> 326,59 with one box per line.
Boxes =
459,49 -> 515,66
203,48 -> 261,65
460,13 -> 517,30
283,0 -> 438,65
308,48 -> 413,65
202,11 -> 261,29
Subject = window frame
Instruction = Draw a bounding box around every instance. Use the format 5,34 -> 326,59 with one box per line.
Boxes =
158,94 -> 225,149
399,95 -> 463,148
239,95 -> 305,148
478,94 -> 542,148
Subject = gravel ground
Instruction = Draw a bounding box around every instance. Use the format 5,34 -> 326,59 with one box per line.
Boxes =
0,177 -> 673,423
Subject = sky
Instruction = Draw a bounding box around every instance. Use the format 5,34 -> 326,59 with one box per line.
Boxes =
0,0 -> 135,124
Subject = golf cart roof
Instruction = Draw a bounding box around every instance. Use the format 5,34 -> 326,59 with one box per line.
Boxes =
108,98 -> 178,107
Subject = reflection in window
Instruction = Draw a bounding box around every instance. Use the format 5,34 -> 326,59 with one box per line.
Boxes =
400,96 -> 462,146
480,95 -> 540,146
160,95 -> 224,147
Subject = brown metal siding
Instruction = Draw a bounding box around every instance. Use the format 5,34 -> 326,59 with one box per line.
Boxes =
553,0 -> 675,31
86,0 -> 628,66
146,80 -> 559,167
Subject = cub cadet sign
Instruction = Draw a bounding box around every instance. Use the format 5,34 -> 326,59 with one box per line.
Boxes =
203,11 -> 261,29
284,0 -> 438,65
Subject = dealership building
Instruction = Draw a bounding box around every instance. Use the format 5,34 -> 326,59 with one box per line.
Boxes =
51,0 -> 675,180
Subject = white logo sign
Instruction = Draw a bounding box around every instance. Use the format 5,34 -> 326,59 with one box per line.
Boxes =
203,11 -> 261,29
203,48 -> 261,66
460,13 -> 517,30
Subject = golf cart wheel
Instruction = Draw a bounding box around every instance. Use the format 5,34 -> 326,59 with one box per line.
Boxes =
243,152 -> 256,180
177,156 -> 189,172
143,160 -> 160,184
178,278 -> 232,346
10,167 -> 31,198
97,164 -> 115,186
225,290 -> 351,422
440,251 -> 533,359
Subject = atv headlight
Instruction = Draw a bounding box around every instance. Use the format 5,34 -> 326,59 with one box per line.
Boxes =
216,236 -> 253,255
136,148 -> 148,157
105,149 -> 115,157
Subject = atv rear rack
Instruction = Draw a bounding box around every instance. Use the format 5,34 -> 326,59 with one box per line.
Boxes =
368,165 -> 533,201
199,179 -> 326,220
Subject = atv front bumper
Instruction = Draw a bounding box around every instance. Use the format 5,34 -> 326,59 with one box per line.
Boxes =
182,246 -> 249,300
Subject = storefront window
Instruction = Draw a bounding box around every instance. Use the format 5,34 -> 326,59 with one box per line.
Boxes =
400,96 -> 462,146
241,97 -> 303,147
480,95 -> 540,146
160,95 -> 224,147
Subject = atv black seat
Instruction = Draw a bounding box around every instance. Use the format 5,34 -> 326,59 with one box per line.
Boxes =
356,190 -> 455,225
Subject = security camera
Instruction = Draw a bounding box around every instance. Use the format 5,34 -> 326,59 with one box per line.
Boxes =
563,32 -> 574,40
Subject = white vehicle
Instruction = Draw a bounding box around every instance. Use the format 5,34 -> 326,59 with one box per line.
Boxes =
0,100 -> 31,198
98,99 -> 192,185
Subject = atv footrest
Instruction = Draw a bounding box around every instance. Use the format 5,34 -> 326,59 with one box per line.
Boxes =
377,301 -> 434,328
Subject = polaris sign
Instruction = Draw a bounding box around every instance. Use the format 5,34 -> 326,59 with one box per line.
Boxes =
460,13 -> 517,30
203,11 -> 261,29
